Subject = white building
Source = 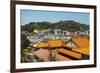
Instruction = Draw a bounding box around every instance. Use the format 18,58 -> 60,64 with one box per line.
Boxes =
54,29 -> 62,35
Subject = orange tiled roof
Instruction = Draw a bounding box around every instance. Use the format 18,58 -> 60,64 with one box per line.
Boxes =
64,45 -> 77,49
57,48 -> 82,59
68,38 -> 89,48
33,40 -> 65,48
36,42 -> 48,48
73,47 -> 89,55
32,43 -> 39,47
48,40 -> 64,47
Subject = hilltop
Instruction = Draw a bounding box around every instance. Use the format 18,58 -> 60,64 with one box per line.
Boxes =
21,20 -> 89,32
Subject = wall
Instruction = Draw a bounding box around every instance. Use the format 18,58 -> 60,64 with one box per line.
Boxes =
0,0 -> 100,73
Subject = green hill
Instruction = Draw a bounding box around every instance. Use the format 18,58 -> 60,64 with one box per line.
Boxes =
21,20 -> 89,32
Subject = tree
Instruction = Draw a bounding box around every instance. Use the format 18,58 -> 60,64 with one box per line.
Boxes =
21,20 -> 89,33
21,33 -> 31,62
21,33 -> 30,49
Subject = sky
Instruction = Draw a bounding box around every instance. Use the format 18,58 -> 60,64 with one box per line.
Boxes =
21,10 -> 90,25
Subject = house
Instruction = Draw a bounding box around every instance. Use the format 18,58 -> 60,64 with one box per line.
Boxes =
32,38 -> 89,61
66,37 -> 90,58
69,32 -> 75,37
80,31 -> 89,37
54,29 -> 62,35
75,31 -> 81,37
63,31 -> 70,35
41,29 -> 51,33
80,32 -> 86,36
34,29 -> 40,33
33,39 -> 65,48
35,42 -> 48,48
48,40 -> 65,48
66,37 -> 89,48
85,30 -> 89,36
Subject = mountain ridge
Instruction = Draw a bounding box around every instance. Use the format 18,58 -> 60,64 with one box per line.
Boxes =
21,20 -> 89,32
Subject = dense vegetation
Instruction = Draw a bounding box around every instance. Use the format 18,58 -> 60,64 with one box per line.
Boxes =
21,33 -> 30,49
21,20 -> 89,33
